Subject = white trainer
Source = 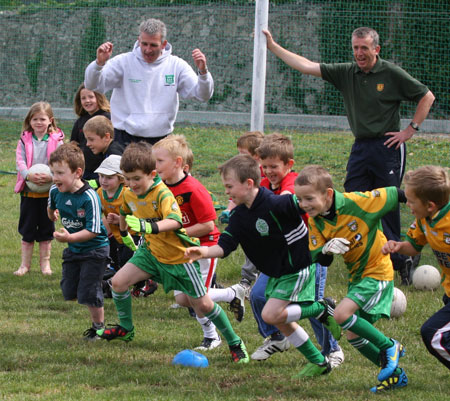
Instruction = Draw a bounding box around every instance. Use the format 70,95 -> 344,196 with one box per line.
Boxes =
229,283 -> 246,322
251,337 -> 290,361
195,337 -> 222,351
328,348 -> 345,368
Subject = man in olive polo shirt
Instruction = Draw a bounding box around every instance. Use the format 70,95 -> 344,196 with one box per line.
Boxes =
263,26 -> 435,284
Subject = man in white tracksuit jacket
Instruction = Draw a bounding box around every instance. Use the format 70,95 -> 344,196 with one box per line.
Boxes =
84,18 -> 214,146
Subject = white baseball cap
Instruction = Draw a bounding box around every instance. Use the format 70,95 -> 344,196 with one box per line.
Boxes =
95,155 -> 122,176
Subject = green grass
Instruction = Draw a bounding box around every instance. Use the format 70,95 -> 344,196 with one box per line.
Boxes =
0,119 -> 449,400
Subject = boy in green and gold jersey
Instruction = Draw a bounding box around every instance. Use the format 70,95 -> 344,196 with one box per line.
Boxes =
294,165 -> 407,393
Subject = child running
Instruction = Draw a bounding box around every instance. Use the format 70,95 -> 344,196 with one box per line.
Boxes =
382,165 -> 450,372
48,144 -> 110,340
97,142 -> 249,363
295,164 -> 407,393
186,155 -> 341,377
14,101 -> 64,276
152,134 -> 245,350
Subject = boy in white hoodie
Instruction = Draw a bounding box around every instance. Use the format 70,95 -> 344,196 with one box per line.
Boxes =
84,18 -> 213,146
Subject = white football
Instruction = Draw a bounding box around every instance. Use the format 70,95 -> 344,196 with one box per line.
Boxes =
390,287 -> 407,318
26,163 -> 53,193
412,264 -> 441,290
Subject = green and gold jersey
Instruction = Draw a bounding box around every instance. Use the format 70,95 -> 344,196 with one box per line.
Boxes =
120,176 -> 199,264
309,187 -> 398,283
405,202 -> 450,296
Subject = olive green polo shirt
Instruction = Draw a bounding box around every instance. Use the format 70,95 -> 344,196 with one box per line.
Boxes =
320,57 -> 429,139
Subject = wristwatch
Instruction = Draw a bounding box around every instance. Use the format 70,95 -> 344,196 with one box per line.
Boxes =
410,121 -> 419,131
198,67 -> 208,75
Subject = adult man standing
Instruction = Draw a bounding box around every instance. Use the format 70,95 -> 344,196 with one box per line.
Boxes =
85,18 -> 213,146
263,27 -> 435,284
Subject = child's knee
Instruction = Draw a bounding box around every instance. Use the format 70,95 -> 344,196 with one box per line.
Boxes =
261,308 -> 275,325
333,305 -> 350,324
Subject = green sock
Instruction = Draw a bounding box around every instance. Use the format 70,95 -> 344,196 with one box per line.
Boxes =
205,303 -> 241,346
298,301 -> 325,319
341,315 -> 393,350
297,339 -> 326,365
348,336 -> 381,366
112,289 -> 133,331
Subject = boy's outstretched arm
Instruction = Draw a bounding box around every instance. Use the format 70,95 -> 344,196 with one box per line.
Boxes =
185,245 -> 225,263
382,240 -> 420,256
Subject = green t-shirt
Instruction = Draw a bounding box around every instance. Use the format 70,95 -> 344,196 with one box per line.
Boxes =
320,57 -> 429,139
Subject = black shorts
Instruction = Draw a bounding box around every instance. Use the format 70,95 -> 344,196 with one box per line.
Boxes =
60,246 -> 109,307
18,196 -> 54,243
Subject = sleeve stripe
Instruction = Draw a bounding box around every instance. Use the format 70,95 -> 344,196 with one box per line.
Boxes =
86,188 -> 102,233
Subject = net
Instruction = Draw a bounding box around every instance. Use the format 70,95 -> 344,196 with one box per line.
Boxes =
0,0 -> 448,129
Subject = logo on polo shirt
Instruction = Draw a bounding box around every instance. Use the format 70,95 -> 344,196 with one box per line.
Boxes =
377,83 -> 384,92
255,218 -> 269,237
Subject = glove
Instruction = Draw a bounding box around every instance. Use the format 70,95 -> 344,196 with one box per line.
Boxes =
126,215 -> 153,234
87,179 -> 98,189
322,238 -> 350,255
218,210 -> 230,224
121,232 -> 137,251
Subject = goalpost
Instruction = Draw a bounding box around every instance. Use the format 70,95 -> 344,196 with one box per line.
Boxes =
250,0 -> 269,133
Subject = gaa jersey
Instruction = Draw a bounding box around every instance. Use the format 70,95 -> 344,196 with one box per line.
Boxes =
48,181 -> 108,253
260,171 -> 297,195
97,184 -> 137,244
405,202 -> 450,296
120,175 -> 199,264
309,187 -> 398,283
166,173 -> 220,246
219,187 -> 311,278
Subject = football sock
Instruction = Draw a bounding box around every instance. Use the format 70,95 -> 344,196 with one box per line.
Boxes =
349,336 -> 381,366
287,326 -> 325,365
205,303 -> 240,346
208,287 -> 235,303
112,289 -> 133,331
340,315 -> 393,351
196,316 -> 219,339
285,302 -> 325,323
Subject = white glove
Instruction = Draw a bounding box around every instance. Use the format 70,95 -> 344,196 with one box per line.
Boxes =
322,238 -> 350,255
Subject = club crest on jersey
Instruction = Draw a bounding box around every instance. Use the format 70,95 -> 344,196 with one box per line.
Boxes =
165,74 -> 175,85
176,195 -> 184,206
171,201 -> 179,211
77,208 -> 85,218
444,233 -> 450,245
256,218 -> 269,237
347,220 -> 358,232
376,83 -> 384,92
128,202 -> 137,212
311,235 -> 317,246
371,190 -> 381,197
152,201 -> 157,210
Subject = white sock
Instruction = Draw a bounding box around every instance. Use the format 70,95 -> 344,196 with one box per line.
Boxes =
196,316 -> 219,339
285,303 -> 302,323
286,326 -> 309,348
208,287 -> 235,303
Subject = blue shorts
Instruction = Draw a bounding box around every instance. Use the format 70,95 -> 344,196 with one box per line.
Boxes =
60,246 -> 109,307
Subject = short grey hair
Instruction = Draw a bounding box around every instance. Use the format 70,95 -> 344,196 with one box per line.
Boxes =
139,18 -> 167,42
352,27 -> 379,48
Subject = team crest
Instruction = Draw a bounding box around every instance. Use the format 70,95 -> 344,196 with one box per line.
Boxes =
371,190 -> 381,197
77,208 -> 85,218
255,218 -> 269,237
171,201 -> 179,211
311,235 -> 317,246
176,195 -> 184,206
152,201 -> 157,211
347,219 -> 358,232
128,202 -> 137,212
376,83 -> 384,92
444,233 -> 450,245
165,74 -> 175,85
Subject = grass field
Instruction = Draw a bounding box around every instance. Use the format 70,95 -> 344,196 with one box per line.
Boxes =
0,119 -> 449,401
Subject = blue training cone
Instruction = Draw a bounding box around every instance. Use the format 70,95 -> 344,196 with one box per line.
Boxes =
172,349 -> 209,368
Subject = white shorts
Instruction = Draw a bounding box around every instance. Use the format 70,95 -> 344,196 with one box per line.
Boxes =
174,257 -> 217,296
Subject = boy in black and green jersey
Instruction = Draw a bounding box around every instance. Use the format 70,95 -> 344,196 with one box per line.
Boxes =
97,142 -> 249,363
295,165 -> 407,393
